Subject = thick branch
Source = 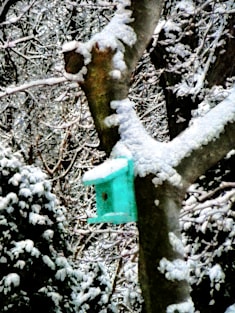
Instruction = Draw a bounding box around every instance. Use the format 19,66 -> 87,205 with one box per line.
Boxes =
126,0 -> 164,73
170,87 -> 235,188
176,121 -> 235,188
81,45 -> 120,154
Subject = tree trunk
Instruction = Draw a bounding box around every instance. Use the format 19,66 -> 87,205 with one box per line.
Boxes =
136,176 -> 190,312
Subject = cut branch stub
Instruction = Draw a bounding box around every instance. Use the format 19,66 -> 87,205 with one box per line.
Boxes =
63,49 -> 84,74
81,44 -> 120,154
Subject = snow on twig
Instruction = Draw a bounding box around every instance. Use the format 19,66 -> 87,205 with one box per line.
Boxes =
0,35 -> 35,49
0,0 -> 37,26
0,76 -> 67,99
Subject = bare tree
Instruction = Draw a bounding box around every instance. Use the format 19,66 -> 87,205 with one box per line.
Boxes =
63,1 -> 235,312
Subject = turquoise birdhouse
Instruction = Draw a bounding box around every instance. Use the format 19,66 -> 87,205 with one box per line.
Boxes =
83,157 -> 137,224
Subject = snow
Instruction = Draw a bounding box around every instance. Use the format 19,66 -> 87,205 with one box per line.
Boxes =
62,40 -> 90,82
11,239 -> 40,258
163,19 -> 181,34
158,257 -> 189,281
62,40 -> 79,53
0,256 -> 7,263
109,69 -> 122,80
154,199 -> 160,206
110,98 -> 182,185
9,173 -> 22,186
64,64 -> 88,82
112,50 -> 127,71
29,212 -> 49,225
55,256 -> 80,282
170,85 -> 235,160
47,291 -> 62,306
166,298 -> 195,313
4,273 -> 20,288
0,192 -> 18,210
83,157 -> 128,183
55,256 -> 69,267
104,114 -> 120,127
42,229 -> 54,240
0,155 -> 22,172
55,268 -> 67,281
110,98 -> 168,176
169,232 -> 185,255
14,260 -> 26,269
91,1 -> 136,52
19,188 -> 32,198
225,304 -> 235,313
225,149 -> 235,159
31,182 -> 45,195
31,204 -> 41,213
42,255 -> 56,270
0,217 -> 7,226
18,200 -> 27,209
209,264 -> 225,284
175,0 -> 195,14
75,287 -> 101,306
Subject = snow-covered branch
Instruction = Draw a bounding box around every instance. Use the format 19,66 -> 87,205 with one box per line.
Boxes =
0,0 -> 37,26
0,77 -> 67,98
0,35 -> 35,49
174,85 -> 235,186
109,86 -> 235,189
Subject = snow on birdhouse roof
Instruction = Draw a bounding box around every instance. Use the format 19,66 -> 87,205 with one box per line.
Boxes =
83,158 -> 128,184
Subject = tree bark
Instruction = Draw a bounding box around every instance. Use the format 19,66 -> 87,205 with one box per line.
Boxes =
207,14 -> 235,87
81,46 -> 120,154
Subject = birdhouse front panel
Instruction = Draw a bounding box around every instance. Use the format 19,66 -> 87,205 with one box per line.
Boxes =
95,181 -> 114,216
112,174 -> 129,213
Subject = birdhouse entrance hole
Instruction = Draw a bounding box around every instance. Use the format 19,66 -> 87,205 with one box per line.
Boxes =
102,192 -> 108,201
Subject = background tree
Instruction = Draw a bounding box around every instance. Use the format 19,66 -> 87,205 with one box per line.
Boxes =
0,144 -> 115,313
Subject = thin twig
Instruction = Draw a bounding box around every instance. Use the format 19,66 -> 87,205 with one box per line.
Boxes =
0,77 -> 67,99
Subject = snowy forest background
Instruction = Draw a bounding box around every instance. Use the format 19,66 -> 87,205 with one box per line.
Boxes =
0,0 -> 235,312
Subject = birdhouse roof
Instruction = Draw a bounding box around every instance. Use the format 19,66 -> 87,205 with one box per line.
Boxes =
83,158 -> 128,185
